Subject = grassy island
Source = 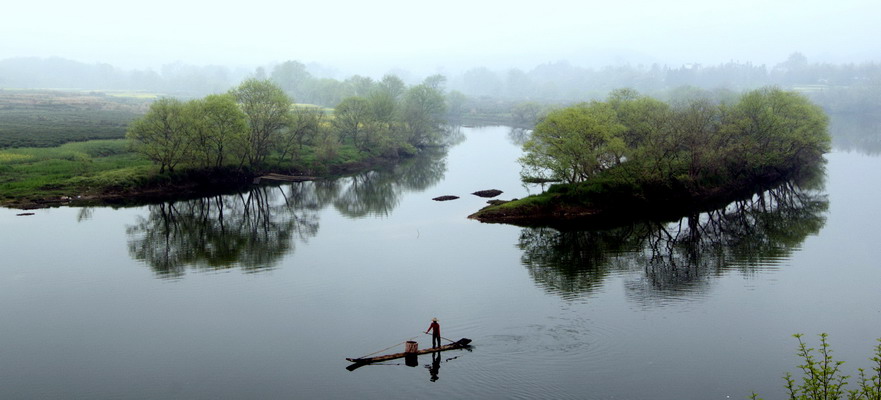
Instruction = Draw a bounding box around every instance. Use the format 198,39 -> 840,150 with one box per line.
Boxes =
470,87 -> 830,226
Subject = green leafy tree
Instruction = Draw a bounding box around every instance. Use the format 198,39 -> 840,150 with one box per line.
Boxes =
344,75 -> 375,97
270,60 -> 312,99
377,74 -> 406,101
230,79 -> 292,166
511,101 -> 544,127
278,105 -> 325,162
721,87 -> 830,176
669,97 -> 724,183
607,89 -> 672,148
364,91 -> 403,155
422,74 -> 447,91
307,78 -> 347,107
445,90 -> 468,121
314,127 -> 341,167
333,96 -> 371,150
400,84 -> 447,147
187,94 -> 249,168
126,97 -> 191,173
520,102 -> 626,184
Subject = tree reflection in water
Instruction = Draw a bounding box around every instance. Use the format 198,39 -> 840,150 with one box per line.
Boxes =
127,146 -> 449,277
828,114 -> 881,155
126,186 -> 319,277
519,177 -> 828,302
333,147 -> 448,218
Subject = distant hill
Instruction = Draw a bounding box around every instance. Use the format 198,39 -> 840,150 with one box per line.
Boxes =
0,57 -> 244,96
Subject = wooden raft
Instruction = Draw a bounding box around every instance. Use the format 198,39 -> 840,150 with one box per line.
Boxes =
346,338 -> 472,364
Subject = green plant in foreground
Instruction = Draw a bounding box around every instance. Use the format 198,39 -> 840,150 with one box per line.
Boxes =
751,334 -> 881,400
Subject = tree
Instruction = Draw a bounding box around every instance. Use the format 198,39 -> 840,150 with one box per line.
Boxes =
445,90 -> 468,122
270,60 -> 313,99
333,96 -> 371,150
668,97 -> 723,183
307,78 -> 347,107
189,94 -> 249,168
279,105 -> 325,162
511,101 -> 544,126
520,102 -> 626,184
607,90 -> 672,149
377,74 -> 406,101
605,90 -> 679,182
344,75 -> 375,97
126,97 -> 191,173
422,74 -> 447,91
365,91 -> 402,155
721,87 -> 830,176
460,67 -> 503,97
400,84 -> 447,147
230,79 -> 292,166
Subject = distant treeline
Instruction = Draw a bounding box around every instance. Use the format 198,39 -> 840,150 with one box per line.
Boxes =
3,53 -> 879,106
2,54 -> 879,142
449,53 -> 880,101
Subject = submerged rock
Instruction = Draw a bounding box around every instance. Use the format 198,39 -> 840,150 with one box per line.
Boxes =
433,195 -> 459,201
472,189 -> 503,198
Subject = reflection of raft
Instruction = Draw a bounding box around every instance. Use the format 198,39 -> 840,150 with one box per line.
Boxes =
346,338 -> 472,364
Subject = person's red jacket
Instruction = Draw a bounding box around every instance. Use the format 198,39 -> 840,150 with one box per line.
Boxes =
426,321 -> 440,336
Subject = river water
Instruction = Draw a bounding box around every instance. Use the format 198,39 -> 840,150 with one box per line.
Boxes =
1,125 -> 879,399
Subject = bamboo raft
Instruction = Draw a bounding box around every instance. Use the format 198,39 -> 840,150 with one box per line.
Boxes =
346,338 -> 472,364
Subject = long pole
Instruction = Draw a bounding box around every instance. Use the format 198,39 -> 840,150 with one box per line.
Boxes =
424,332 -> 457,343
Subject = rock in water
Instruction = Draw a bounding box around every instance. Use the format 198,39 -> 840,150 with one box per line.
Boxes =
432,195 -> 459,201
472,189 -> 503,198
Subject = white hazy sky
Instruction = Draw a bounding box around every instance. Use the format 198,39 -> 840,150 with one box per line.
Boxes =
3,0 -> 880,74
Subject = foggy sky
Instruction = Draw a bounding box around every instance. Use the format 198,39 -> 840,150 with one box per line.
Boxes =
4,0 -> 880,75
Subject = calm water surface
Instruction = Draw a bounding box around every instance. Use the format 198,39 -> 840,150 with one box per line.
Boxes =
2,126 -> 880,399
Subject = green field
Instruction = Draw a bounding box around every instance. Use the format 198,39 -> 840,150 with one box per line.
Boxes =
0,90 -> 151,148
0,139 -> 154,203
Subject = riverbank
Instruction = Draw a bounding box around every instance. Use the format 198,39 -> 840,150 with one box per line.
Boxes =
0,139 -> 412,209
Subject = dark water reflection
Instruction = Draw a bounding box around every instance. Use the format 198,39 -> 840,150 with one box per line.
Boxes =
126,147 -> 449,277
333,147 -> 448,218
126,187 -> 318,276
519,177 -> 828,300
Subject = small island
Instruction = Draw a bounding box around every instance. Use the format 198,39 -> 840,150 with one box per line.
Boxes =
469,87 -> 830,227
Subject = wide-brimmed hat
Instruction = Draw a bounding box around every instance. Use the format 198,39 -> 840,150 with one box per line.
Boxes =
432,318 -> 438,322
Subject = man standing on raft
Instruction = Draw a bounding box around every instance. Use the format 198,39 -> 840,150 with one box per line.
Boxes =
425,318 -> 441,348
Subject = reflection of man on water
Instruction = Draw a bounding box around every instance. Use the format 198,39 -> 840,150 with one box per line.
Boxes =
428,352 -> 440,382
425,318 -> 441,348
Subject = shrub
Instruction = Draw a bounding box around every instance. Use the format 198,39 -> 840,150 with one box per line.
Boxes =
751,334 -> 881,400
